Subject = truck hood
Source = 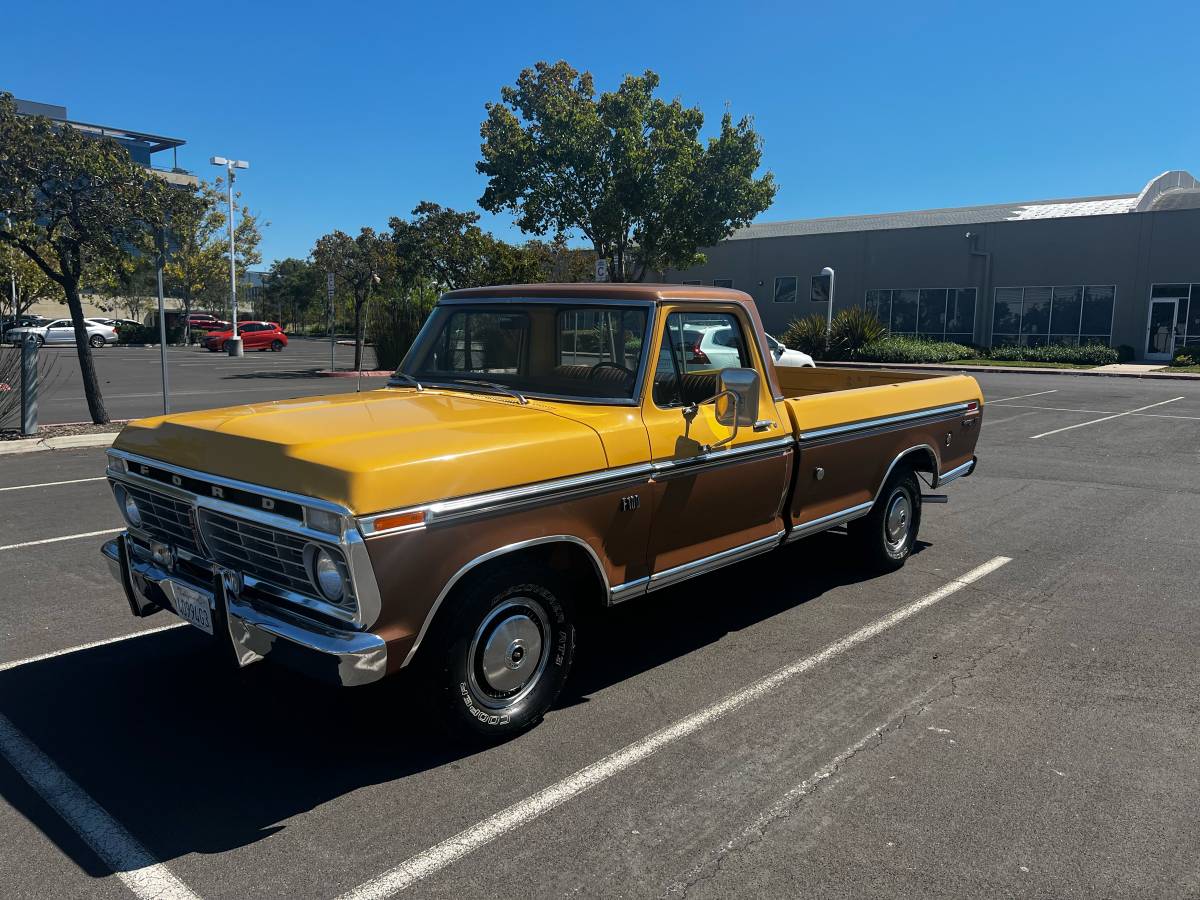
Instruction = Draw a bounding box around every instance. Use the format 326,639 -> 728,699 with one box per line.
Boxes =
113,387 -> 608,514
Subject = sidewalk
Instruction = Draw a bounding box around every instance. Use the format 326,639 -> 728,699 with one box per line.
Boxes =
816,360 -> 1200,380
0,431 -> 118,456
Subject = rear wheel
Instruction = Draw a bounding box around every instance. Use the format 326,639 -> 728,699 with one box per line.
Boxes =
88,334 -> 105,348
426,564 -> 575,740
850,468 -> 922,572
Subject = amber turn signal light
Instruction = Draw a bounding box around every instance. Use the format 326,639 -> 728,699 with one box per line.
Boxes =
372,510 -> 425,531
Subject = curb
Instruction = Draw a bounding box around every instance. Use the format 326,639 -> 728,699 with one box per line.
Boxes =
0,431 -> 119,456
316,369 -> 392,378
815,360 -> 1200,380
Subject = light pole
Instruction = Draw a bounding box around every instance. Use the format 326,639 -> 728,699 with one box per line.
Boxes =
821,266 -> 836,335
209,156 -> 250,356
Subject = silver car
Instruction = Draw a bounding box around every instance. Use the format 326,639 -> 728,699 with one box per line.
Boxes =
4,317 -> 117,348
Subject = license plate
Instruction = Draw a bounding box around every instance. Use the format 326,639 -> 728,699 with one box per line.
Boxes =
171,583 -> 214,635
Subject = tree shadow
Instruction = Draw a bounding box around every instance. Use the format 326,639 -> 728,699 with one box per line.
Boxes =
0,529 -> 922,877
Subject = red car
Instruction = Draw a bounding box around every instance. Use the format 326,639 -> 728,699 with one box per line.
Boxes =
203,321 -> 289,352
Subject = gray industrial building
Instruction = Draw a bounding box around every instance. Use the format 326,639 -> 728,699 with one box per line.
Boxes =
668,170 -> 1200,361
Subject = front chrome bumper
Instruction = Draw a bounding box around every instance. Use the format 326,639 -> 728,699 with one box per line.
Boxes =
102,534 -> 387,686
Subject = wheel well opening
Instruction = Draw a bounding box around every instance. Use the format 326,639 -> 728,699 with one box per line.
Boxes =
458,541 -> 608,612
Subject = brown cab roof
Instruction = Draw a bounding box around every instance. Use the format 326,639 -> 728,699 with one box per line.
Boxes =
441,283 -> 752,304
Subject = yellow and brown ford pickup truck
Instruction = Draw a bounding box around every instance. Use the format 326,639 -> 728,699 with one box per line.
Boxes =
101,284 -> 982,736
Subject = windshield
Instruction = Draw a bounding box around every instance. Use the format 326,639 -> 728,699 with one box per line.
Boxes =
402,302 -> 651,402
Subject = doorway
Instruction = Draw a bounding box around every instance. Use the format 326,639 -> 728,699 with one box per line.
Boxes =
1145,299 -> 1179,360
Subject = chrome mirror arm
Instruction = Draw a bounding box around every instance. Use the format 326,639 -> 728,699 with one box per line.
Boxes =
687,389 -> 739,452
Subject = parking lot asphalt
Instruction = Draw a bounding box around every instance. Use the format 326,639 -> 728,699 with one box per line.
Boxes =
0,337 -> 378,426
1,373 -> 1198,899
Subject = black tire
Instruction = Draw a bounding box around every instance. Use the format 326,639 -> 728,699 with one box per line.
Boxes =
88,334 -> 105,348
33,334 -> 45,348
270,340 -> 284,352
427,564 -> 575,740
850,467 -> 922,572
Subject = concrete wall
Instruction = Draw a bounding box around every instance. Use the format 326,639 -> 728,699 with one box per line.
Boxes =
670,207 -> 1200,357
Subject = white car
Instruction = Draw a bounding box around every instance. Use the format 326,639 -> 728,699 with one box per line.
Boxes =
765,333 -> 816,368
4,317 -> 117,348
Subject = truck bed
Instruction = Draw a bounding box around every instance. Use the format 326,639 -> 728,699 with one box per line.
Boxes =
774,365 -> 983,436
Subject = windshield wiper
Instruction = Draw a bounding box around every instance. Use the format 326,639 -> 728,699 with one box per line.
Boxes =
440,378 -> 529,405
388,372 -> 423,391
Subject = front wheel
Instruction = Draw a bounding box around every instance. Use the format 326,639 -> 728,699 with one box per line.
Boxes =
428,565 -> 575,740
270,339 -> 284,352
850,468 -> 922,572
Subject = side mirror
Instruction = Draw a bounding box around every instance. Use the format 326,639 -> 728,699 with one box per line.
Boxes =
714,367 -> 760,427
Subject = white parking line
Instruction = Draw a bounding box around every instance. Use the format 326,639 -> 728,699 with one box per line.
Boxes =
1030,397 -> 1185,439
0,624 -> 185,673
987,389 -> 1058,403
337,556 -> 1012,900
0,529 -> 122,552
981,411 -> 1039,427
992,402 -> 1200,421
0,714 -> 200,900
0,476 -> 107,493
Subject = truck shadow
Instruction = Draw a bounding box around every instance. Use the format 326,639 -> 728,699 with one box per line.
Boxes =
0,531 -> 925,875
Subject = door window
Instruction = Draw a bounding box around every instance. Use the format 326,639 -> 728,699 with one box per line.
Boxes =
653,312 -> 751,408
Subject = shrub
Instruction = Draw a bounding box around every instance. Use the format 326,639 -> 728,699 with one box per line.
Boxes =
855,336 -> 976,364
779,314 -> 829,359
828,307 -> 886,359
1172,345 -> 1200,367
116,323 -> 184,345
986,342 -> 1118,366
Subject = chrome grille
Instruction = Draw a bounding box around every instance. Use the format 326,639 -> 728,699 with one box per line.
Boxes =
123,483 -> 202,555
197,509 -> 355,612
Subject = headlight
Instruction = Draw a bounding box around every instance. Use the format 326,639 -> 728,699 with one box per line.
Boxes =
307,545 -> 346,603
116,485 -> 143,528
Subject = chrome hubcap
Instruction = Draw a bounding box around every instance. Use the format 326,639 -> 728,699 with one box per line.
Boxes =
468,599 -> 549,708
884,492 -> 911,550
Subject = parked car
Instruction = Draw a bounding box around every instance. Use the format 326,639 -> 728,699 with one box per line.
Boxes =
202,321 -> 288,352
765,333 -> 816,367
2,314 -> 50,332
93,317 -> 143,333
4,317 -> 117,348
101,283 -> 983,739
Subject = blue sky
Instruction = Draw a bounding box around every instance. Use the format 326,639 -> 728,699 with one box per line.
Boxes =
4,0 -> 1197,267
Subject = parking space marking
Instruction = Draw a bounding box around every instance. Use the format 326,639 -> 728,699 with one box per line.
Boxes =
1030,397 -> 1185,439
991,402 -> 1200,422
0,714 -> 201,900
981,411 -> 1039,427
0,476 -> 107,493
987,389 -> 1058,403
0,528 -> 122,552
0,623 -> 185,673
337,556 -> 1012,900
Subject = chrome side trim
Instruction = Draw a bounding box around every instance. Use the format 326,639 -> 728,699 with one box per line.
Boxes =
647,531 -> 785,592
359,463 -> 655,537
108,450 -> 383,630
608,576 -> 650,605
935,456 -> 977,488
650,436 -> 795,478
785,501 -> 874,543
398,535 -> 610,669
798,403 -> 970,442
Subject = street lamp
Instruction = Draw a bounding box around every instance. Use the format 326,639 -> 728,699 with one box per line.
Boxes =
209,156 -> 250,357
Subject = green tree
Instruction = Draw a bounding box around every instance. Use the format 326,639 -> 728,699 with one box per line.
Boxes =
163,181 -> 226,343
312,228 -> 393,370
478,61 -> 776,282
390,202 -> 487,291
0,93 -> 198,422
264,257 -> 322,332
1,241 -> 58,318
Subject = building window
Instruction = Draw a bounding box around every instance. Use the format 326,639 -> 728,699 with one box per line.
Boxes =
682,279 -> 703,285
774,276 -> 798,303
1148,283 -> 1200,348
992,285 -> 1114,346
713,278 -> 733,288
863,287 -> 977,342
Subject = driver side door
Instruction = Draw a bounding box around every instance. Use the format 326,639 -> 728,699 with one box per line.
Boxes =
640,307 -> 792,586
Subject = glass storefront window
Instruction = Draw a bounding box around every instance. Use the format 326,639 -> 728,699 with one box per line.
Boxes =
918,289 -> 947,337
995,285 -> 1114,347
890,290 -> 918,333
773,276 -> 797,303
